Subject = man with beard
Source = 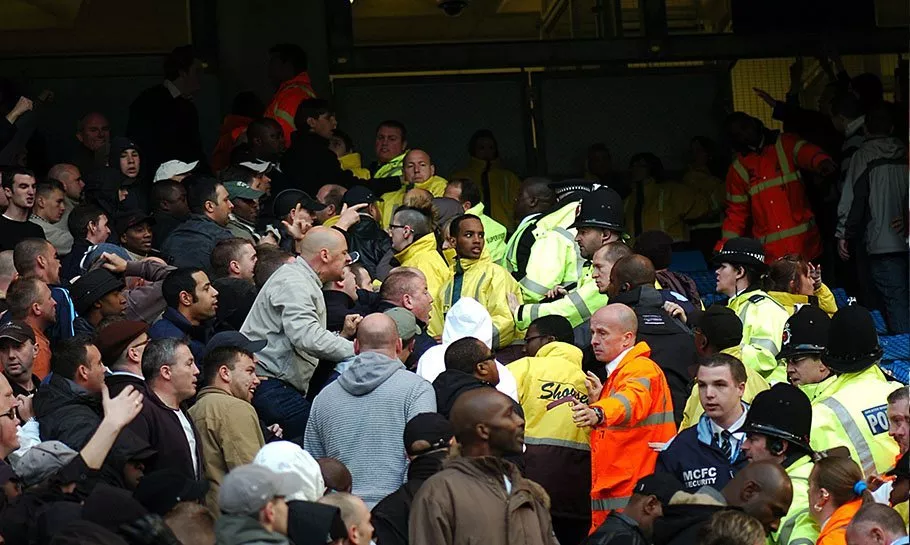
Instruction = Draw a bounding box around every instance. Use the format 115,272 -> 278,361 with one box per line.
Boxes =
189,343 -> 266,515
409,387 -> 557,545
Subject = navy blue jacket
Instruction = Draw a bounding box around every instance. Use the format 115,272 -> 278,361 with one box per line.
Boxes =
148,307 -> 211,364
655,407 -> 748,493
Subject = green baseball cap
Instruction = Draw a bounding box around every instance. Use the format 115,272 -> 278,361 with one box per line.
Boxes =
383,307 -> 421,341
224,180 -> 265,201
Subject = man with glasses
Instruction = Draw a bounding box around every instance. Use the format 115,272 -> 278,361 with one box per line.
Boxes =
242,226 -> 358,441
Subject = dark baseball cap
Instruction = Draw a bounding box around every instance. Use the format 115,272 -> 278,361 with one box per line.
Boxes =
633,473 -> 685,505
273,189 -> 326,219
403,412 -> 454,456
342,186 -> 382,207
0,320 -> 35,344
224,180 -> 265,201
205,331 -> 267,355
133,469 -> 210,516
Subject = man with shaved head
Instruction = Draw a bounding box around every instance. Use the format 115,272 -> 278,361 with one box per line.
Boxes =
607,254 -> 697,424
571,304 -> 677,531
377,149 -> 448,228
241,226 -> 359,440
652,460 -> 793,545
305,313 -> 435,507
410,387 -> 557,545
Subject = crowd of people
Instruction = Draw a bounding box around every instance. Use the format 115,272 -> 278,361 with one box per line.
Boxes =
0,42 -> 906,545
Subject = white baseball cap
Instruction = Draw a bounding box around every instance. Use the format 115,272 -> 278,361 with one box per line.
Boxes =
239,159 -> 272,173
154,160 -> 198,182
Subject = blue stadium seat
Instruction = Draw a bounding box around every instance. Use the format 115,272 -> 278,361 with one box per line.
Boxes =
871,310 -> 888,334
669,251 -> 708,273
689,271 -> 717,298
832,288 -> 850,309
879,361 -> 909,385
880,334 -> 910,361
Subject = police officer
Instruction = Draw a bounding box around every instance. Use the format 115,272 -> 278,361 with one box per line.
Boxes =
740,383 -> 817,545
812,304 -> 902,478
517,179 -> 594,303
778,305 -> 834,400
656,353 -> 750,492
713,238 -> 789,384
511,187 -> 624,330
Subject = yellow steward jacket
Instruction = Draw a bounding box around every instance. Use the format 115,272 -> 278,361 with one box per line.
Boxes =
395,233 -> 451,333
520,200 -> 583,303
378,175 -> 448,229
809,365 -> 901,477
727,289 -> 789,384
679,345 -> 770,430
771,454 -> 818,545
509,342 -> 592,520
339,152 -> 370,180
373,151 -> 408,180
589,342 -> 676,530
465,202 -> 508,266
767,283 -> 838,317
682,166 -> 725,229
429,254 -> 521,346
514,264 -> 608,330
451,157 -> 522,231
624,178 -> 710,243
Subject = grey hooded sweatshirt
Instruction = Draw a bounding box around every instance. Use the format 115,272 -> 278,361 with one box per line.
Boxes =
304,351 -> 436,507
837,135 -> 909,255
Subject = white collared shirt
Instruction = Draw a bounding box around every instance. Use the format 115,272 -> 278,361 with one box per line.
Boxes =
109,370 -> 145,381
163,79 -> 181,98
605,346 -> 634,379
709,403 -> 748,453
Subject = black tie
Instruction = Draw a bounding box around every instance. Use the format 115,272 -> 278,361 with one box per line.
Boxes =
716,431 -> 733,460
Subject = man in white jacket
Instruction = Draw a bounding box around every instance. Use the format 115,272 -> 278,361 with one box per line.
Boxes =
416,297 -> 517,401
241,227 -> 359,441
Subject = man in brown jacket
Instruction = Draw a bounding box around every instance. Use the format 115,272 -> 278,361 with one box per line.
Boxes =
189,333 -> 267,515
409,387 -> 558,545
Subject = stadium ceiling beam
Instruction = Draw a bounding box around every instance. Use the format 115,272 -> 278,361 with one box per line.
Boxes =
330,29 -> 909,74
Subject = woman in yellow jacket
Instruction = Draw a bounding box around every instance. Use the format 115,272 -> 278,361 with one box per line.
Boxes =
809,456 -> 874,545
430,215 -> 522,347
764,254 -> 838,316
450,130 -> 522,231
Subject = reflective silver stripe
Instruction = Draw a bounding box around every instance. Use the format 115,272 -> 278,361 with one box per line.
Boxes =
592,497 -> 630,511
633,377 -> 651,390
790,538 -> 815,545
731,159 -> 749,182
567,291 -> 592,321
473,272 -> 487,300
553,227 -> 584,279
520,276 -> 550,295
552,227 -> 575,244
752,337 -> 781,356
782,139 -> 799,175
776,508 -> 807,545
727,192 -> 749,203
524,436 -> 591,451
604,411 -> 674,430
528,304 -> 541,320
492,325 -> 500,350
610,393 -> 633,426
819,397 -> 877,476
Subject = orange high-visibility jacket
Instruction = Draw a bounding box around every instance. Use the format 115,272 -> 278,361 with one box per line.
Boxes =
589,342 -> 676,531
265,72 -> 316,147
715,132 -> 829,262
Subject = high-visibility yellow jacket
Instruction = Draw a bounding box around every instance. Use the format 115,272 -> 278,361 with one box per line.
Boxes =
465,202 -> 508,266
504,213 -> 542,275
797,374 -> 838,404
451,157 -> 522,231
514,263 -> 608,330
394,233 -> 451,332
508,341 -> 592,520
771,454 -> 818,545
682,166 -> 725,225
624,178 -> 711,243
727,289 -> 789,384
679,345 -> 770,430
339,152 -> 370,180
809,365 -> 902,477
519,200 -> 583,303
265,72 -> 316,147
767,283 -> 838,317
378,175 -> 448,229
589,342 -> 676,530
429,255 -> 521,346
373,151 -> 408,180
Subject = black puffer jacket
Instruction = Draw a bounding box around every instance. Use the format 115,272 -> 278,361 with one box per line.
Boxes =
371,450 -> 447,545
345,216 -> 392,280
432,370 -> 490,419
583,512 -> 649,545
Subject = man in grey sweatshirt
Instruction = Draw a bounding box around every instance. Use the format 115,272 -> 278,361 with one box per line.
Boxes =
304,313 -> 436,507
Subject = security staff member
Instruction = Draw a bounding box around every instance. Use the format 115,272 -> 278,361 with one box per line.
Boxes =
656,353 -> 750,493
777,305 -> 834,401
517,179 -> 593,303
713,238 -> 789,384
813,305 -> 902,478
740,383 -> 818,545
511,187 -> 624,330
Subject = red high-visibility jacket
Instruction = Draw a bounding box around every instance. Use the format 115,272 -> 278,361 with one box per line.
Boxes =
265,72 -> 316,147
589,342 -> 676,532
715,132 -> 829,261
